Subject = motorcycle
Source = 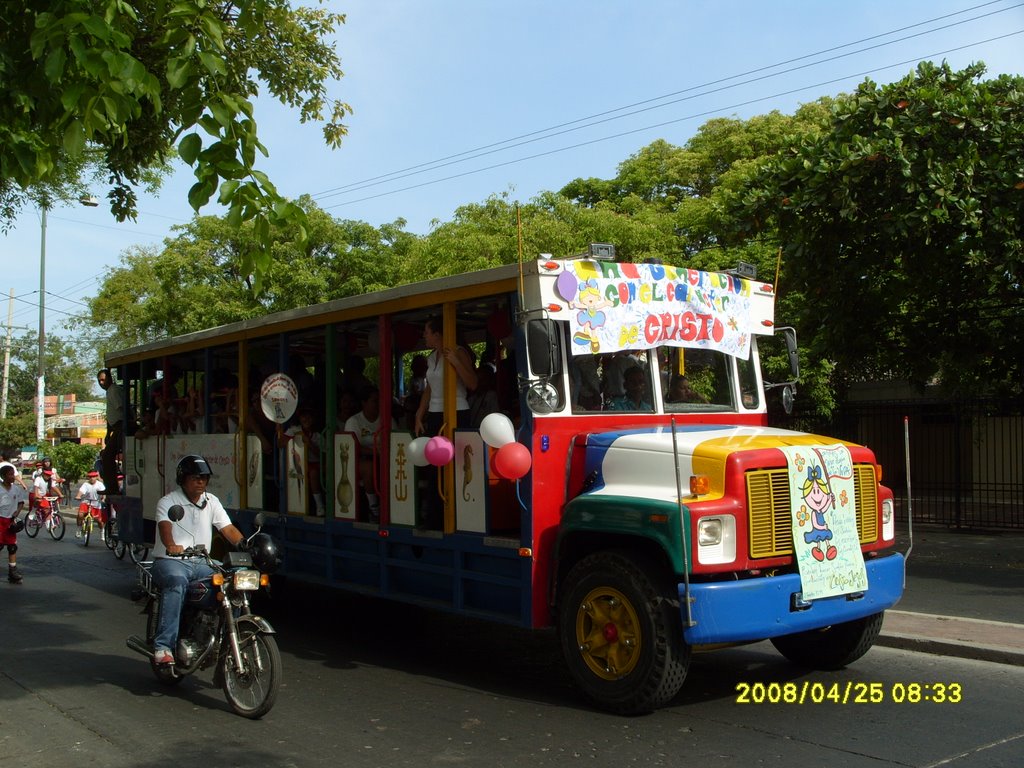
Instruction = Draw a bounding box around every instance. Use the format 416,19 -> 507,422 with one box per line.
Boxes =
126,508 -> 282,718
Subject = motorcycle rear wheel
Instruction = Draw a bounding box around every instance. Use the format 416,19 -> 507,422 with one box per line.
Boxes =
221,629 -> 281,719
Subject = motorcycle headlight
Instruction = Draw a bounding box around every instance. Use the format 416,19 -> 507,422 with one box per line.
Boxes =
232,569 -> 262,591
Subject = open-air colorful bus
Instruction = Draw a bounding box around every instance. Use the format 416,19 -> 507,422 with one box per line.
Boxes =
106,247 -> 905,713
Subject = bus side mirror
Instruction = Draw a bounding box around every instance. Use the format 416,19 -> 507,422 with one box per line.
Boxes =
779,326 -> 800,381
526,319 -> 562,378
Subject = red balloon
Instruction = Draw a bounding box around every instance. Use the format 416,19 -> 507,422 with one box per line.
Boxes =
494,442 -> 532,480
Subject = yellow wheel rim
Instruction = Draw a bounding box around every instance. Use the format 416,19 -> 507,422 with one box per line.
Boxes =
574,586 -> 642,680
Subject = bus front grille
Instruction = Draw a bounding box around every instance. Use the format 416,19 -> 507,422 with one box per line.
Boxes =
745,465 -> 879,559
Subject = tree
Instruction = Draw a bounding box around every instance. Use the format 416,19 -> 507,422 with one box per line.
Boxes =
0,1 -> 350,287
46,440 -> 98,485
77,199 -> 405,346
730,62 -> 1024,396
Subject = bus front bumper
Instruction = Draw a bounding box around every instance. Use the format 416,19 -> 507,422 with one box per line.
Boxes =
680,552 -> 905,645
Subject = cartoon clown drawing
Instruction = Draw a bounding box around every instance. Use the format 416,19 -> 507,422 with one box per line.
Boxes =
801,463 -> 838,561
570,278 -> 613,353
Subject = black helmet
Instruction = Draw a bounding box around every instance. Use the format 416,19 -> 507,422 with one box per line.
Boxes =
247,533 -> 281,574
9,518 -> 25,534
175,454 -> 213,486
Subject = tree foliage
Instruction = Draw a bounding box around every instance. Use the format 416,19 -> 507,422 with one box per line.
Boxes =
0,1 -> 350,287
78,199 -> 406,346
46,440 -> 99,484
730,62 -> 1024,396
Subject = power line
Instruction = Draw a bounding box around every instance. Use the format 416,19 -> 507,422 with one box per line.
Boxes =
312,0 -> 1023,202
320,29 -> 1024,211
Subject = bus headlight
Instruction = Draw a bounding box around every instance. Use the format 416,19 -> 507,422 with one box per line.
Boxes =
697,515 -> 736,565
882,499 -> 895,541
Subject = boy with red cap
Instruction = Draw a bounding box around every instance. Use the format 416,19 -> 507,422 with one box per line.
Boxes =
75,471 -> 106,539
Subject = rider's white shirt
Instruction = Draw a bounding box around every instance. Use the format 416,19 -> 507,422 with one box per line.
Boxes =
152,489 -> 233,559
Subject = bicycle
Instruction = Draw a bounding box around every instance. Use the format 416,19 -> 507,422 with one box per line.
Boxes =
78,507 -> 103,546
23,496 -> 66,541
102,500 -> 149,562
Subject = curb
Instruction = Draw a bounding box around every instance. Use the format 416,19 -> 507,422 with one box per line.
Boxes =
878,610 -> 1024,667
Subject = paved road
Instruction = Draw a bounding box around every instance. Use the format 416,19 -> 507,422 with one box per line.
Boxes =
2,526 -> 1024,768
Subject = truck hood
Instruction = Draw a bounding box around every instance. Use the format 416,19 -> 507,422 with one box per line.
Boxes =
579,425 -> 858,503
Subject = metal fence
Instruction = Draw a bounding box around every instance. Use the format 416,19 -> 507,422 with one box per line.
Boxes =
773,398 -> 1024,531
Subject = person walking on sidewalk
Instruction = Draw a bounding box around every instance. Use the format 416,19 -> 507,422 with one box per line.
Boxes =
1,464 -> 28,584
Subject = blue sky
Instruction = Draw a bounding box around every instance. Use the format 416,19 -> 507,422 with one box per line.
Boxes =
3,0 -> 1022,344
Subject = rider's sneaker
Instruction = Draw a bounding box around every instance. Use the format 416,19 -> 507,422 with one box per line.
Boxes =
8,566 -> 23,584
153,648 -> 174,666
100,528 -> 106,542
75,529 -> 82,538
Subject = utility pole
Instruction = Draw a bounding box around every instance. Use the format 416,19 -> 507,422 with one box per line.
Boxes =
1,289 -> 12,419
37,207 -> 47,445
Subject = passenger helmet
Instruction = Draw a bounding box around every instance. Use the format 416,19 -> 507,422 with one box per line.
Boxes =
247,533 -> 281,574
175,454 -> 213,486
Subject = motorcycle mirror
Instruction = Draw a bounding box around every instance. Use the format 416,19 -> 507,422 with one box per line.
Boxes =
168,504 -> 185,522
253,512 -> 266,529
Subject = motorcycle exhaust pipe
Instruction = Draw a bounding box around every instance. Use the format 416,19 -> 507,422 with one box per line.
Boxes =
126,635 -> 154,658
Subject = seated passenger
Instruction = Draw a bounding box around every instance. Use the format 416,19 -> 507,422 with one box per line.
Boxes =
277,407 -> 325,517
665,374 -> 709,404
607,367 -> 653,411
343,385 -> 393,522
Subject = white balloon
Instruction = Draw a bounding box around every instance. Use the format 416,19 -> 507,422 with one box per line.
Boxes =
480,412 -> 515,448
407,436 -> 431,467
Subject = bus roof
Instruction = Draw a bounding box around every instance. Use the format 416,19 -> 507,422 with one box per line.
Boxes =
105,258 -> 775,366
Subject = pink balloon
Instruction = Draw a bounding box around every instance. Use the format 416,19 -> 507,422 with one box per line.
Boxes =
424,436 -> 455,466
555,271 -> 577,302
494,442 -> 532,480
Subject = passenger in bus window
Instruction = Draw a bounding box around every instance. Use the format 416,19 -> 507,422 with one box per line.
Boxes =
401,354 -> 429,431
414,315 -> 478,436
414,315 -> 477,529
468,363 -> 500,428
607,366 -> 653,411
277,407 -> 325,516
343,355 -> 373,397
335,388 -> 359,431
344,385 -> 395,522
665,374 -> 709,405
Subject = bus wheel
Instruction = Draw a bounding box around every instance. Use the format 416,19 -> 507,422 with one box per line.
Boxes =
771,611 -> 884,670
558,551 -> 689,715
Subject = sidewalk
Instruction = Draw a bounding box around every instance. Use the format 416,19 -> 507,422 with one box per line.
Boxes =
877,525 -> 1024,666
878,610 -> 1024,666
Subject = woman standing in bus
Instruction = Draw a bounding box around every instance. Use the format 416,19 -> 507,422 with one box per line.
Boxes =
414,315 -> 478,437
414,315 -> 477,529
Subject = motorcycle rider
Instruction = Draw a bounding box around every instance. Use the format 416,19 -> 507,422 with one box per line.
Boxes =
151,455 -> 245,666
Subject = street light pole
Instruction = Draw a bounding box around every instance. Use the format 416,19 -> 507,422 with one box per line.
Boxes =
36,207 -> 47,445
35,196 -> 99,448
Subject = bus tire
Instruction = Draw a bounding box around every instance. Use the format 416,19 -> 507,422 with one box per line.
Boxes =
770,611 -> 884,670
558,551 -> 689,715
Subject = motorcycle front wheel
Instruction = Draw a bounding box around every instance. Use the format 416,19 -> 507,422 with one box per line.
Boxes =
221,629 -> 281,719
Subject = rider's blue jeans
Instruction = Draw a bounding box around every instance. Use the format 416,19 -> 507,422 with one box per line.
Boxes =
151,557 -> 214,653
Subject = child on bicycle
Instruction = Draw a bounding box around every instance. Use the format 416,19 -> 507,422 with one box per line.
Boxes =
32,469 -> 63,520
75,470 -> 106,539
